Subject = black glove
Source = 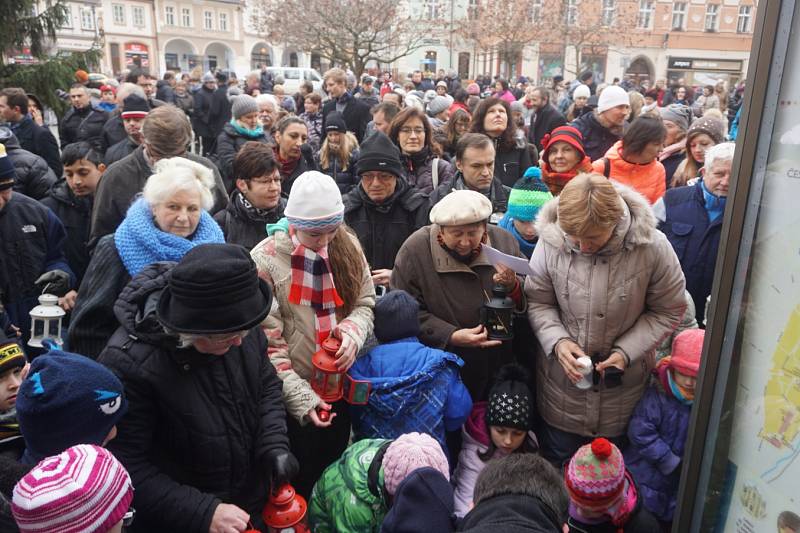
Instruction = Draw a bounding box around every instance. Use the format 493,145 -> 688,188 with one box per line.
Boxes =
269,452 -> 299,487
34,270 -> 71,297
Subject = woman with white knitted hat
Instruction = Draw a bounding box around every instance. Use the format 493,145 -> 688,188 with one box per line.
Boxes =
250,170 -> 376,497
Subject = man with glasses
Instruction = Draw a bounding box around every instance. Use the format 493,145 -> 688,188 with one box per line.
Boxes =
215,142 -> 286,250
342,131 -> 429,288
99,243 -> 297,532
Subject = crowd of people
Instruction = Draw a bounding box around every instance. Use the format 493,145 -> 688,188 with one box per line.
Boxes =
0,62 -> 746,533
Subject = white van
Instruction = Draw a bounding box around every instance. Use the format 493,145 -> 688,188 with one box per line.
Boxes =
265,67 -> 323,95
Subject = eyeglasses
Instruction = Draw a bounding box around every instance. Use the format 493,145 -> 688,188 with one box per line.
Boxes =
361,173 -> 395,183
201,330 -> 250,344
251,177 -> 282,186
123,508 -> 136,527
399,127 -> 425,136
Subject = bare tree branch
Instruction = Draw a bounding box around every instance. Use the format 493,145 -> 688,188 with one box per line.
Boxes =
250,0 -> 431,76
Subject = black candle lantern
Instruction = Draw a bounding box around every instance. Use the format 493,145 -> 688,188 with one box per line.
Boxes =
481,284 -> 514,341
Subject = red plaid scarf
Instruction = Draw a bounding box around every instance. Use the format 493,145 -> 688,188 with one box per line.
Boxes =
288,232 -> 344,348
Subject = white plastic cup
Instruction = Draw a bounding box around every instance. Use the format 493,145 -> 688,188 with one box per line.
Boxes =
575,356 -> 593,390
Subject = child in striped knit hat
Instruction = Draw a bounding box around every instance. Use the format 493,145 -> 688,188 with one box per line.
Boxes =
565,438 -> 659,533
12,444 -> 133,533
498,166 -> 553,258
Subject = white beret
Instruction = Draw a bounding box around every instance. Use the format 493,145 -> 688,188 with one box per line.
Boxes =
429,190 -> 492,226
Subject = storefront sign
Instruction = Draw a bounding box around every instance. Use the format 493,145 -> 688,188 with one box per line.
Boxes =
125,43 -> 150,68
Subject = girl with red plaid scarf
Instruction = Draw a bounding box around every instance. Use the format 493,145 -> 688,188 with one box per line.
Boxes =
251,170 -> 376,497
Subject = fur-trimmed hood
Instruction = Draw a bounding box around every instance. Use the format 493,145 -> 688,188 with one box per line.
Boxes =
535,181 -> 657,254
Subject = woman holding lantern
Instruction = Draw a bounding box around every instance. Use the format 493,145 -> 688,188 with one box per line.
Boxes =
250,171 -> 376,498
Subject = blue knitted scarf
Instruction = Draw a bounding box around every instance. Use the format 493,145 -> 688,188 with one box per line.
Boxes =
114,197 -> 225,276
498,215 -> 537,258
229,118 -> 264,138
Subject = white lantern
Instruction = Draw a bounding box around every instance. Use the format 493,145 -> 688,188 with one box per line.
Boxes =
28,294 -> 65,348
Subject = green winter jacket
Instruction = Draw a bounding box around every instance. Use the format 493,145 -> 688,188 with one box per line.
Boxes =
308,438 -> 392,533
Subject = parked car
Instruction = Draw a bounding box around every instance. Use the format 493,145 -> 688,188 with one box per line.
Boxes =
265,67 -> 323,95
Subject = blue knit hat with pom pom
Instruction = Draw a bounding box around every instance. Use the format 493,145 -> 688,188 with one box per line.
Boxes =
506,167 -> 553,222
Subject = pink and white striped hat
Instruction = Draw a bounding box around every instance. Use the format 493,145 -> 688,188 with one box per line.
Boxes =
12,444 -> 133,533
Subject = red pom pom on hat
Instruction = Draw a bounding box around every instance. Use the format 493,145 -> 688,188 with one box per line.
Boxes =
591,438 -> 613,459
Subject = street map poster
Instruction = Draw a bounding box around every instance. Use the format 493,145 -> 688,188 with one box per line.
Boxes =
720,3 -> 800,531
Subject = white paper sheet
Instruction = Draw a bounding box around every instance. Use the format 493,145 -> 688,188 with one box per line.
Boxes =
481,244 -> 534,276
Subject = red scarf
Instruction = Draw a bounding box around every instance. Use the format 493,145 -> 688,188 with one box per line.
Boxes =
273,146 -> 300,180
288,231 -> 344,348
541,156 -> 593,195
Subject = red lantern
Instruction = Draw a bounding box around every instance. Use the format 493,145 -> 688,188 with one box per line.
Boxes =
310,337 -> 371,421
262,483 -> 310,533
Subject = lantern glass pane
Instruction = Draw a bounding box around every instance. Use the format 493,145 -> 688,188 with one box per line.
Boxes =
324,374 -> 341,397
32,319 -> 44,338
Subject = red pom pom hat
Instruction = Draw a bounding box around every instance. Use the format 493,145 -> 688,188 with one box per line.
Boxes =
565,438 -> 627,511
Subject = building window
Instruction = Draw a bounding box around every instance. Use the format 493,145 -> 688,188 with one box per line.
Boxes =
467,0 -> 478,20
529,0 -> 542,23
737,5 -> 752,33
60,6 -> 73,28
672,2 -> 686,30
132,6 -> 144,27
565,0 -> 578,26
421,50 -> 437,74
112,4 -> 125,25
203,10 -> 213,30
219,12 -> 228,31
601,0 -> 615,26
164,5 -> 174,26
637,0 -> 654,29
80,7 -> 94,30
181,7 -> 191,27
423,0 -> 440,20
705,4 -> 719,32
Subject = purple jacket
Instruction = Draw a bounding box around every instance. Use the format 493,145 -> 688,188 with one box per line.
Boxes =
624,380 -> 691,522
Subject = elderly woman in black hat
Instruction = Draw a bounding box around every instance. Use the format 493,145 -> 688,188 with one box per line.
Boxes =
99,243 -> 296,533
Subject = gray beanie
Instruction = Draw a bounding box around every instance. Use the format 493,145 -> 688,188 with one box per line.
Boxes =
427,95 -> 453,117
201,72 -> 215,83
658,104 -> 693,132
231,94 -> 259,119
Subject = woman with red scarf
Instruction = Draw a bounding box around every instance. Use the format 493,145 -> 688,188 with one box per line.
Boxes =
540,126 -> 593,195
250,171 -> 376,497
272,116 -> 317,196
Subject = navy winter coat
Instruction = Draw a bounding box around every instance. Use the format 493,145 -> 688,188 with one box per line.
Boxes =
570,112 -> 623,162
10,117 -> 62,178
348,337 -> 472,452
0,193 -> 74,339
658,182 -> 722,322
624,382 -> 691,522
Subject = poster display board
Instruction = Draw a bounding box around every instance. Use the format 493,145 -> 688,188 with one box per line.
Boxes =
711,2 -> 800,530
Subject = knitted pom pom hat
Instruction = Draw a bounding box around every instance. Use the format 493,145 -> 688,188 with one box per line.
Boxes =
12,444 -> 133,533
382,432 -> 449,496
565,438 -> 626,511
506,167 -> 553,223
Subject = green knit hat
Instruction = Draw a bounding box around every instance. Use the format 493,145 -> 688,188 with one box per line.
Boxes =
506,167 -> 553,222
